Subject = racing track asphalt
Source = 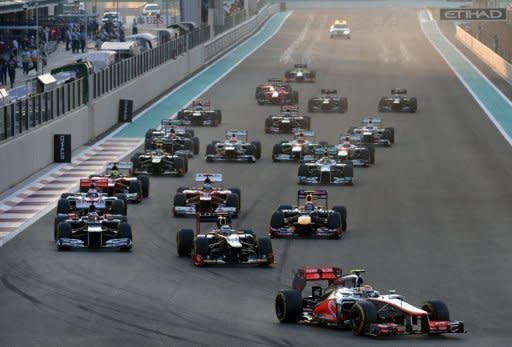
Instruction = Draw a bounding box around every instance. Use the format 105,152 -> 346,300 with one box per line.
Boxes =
1,7 -> 512,347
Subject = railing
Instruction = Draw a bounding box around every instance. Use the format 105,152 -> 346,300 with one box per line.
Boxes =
0,25 -> 210,142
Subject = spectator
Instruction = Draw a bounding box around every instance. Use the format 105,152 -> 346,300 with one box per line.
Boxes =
79,31 -> 86,53
31,49 -> 39,72
21,51 -> 30,75
0,56 -> 5,85
30,35 -> 35,49
66,28 -> 71,50
71,30 -> 79,53
6,55 -> 16,88
132,18 -> 138,35
44,27 -> 49,43
119,27 -> 125,42
11,38 -> 18,56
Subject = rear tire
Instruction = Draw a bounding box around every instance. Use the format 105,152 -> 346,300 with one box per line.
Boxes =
270,211 -> 284,229
112,199 -> 126,216
332,206 -> 347,231
137,175 -> 150,197
251,141 -> 262,160
118,222 -> 133,240
173,193 -> 186,207
193,237 -> 209,263
56,198 -> 70,214
257,237 -> 273,264
275,289 -> 303,323
192,137 -> 200,155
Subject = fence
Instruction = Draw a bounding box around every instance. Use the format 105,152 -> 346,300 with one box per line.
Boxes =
0,25 -> 210,141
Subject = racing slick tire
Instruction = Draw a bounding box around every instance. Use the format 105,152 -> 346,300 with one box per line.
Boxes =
409,97 -> 418,113
342,162 -> 354,183
130,153 -> 141,169
270,211 -> 284,236
192,137 -> 200,155
137,175 -> 150,198
257,237 -> 273,265
205,144 -> 216,162
118,222 -> 133,240
245,145 -> 257,163
298,164 -> 309,178
367,145 -> 375,164
54,215 -> 68,240
176,229 -> 194,256
383,127 -> 395,144
226,193 -> 240,211
272,144 -> 282,162
112,199 -> 126,216
378,99 -> 386,112
251,141 -> 262,160
307,99 -> 315,113
275,289 -> 303,323
228,188 -> 241,208
214,110 -> 222,124
115,193 -> 128,215
422,300 -> 450,322
173,193 -> 187,208
350,300 -> 378,336
174,157 -> 186,176
193,237 -> 209,265
129,180 -> 142,201
264,117 -> 273,133
327,212 -> 341,230
332,206 -> 348,231
57,198 -> 70,214
57,222 -> 72,251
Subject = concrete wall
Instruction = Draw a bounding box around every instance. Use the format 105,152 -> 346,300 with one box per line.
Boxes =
455,24 -> 512,86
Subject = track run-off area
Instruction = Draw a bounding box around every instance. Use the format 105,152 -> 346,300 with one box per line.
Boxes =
2,3 -> 512,346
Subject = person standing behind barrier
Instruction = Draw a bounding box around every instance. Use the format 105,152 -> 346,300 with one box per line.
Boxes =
7,55 -> 16,88
71,29 -> 79,53
79,31 -> 86,53
12,39 -> 18,57
132,18 -> 138,35
21,51 -> 30,75
0,56 -> 5,86
31,49 -> 39,72
66,28 -> 71,51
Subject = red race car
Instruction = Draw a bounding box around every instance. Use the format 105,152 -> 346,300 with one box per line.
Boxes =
172,173 -> 241,220
255,78 -> 299,105
275,267 -> 465,337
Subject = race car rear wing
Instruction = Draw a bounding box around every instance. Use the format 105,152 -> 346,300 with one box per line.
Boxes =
294,130 -> 315,138
195,173 -> 223,183
292,267 -> 343,292
225,129 -> 248,140
362,116 -> 382,126
161,119 -> 184,126
321,89 -> 337,95
281,104 -> 299,112
297,189 -> 328,206
80,178 -> 109,192
267,78 -> 284,84
192,99 -> 211,107
106,162 -> 133,175
294,63 -> 308,68
391,88 -> 407,95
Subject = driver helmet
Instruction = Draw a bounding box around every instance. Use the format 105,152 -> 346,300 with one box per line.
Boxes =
88,183 -> 98,197
216,215 -> 229,229
219,224 -> 231,235
283,112 -> 292,118
203,177 -> 213,191
297,132 -> 305,144
229,133 -> 238,143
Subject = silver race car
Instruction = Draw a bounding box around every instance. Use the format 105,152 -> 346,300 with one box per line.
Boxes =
205,129 -> 261,163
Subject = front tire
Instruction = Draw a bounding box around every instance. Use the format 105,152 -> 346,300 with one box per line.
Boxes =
350,301 -> 378,336
176,229 -> 194,256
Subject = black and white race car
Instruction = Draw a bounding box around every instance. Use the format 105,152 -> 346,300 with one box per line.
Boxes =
308,89 -> 348,113
177,99 -> 222,126
346,117 -> 394,146
298,153 -> 354,185
145,119 -> 200,157
378,89 -> 417,113
265,105 -> 311,134
131,148 -> 188,176
205,129 -> 261,163
176,215 -> 274,266
284,64 -> 316,83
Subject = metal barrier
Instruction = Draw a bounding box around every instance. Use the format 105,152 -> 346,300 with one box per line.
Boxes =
0,25 -> 211,142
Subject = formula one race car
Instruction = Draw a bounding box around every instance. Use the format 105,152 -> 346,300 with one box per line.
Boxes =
327,136 -> 375,167
298,152 -> 354,185
284,64 -> 316,83
330,19 -> 351,39
131,147 -> 188,176
255,78 -> 299,105
176,99 -> 222,126
308,89 -> 348,113
272,130 -> 318,162
86,162 -> 150,202
54,187 -> 127,240
205,129 -> 261,163
346,117 -> 394,146
176,215 -> 274,266
56,207 -> 133,251
173,173 -> 241,220
269,190 -> 347,238
145,119 -> 200,157
265,105 -> 311,134
378,88 -> 417,113
275,267 -> 465,337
